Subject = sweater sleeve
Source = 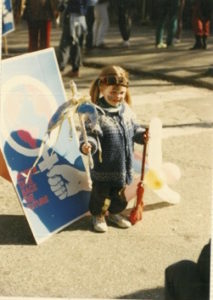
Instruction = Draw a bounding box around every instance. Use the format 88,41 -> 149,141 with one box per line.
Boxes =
125,104 -> 146,145
78,119 -> 103,155
79,134 -> 98,155
133,124 -> 146,145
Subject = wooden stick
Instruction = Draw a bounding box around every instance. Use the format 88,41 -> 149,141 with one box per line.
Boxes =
3,36 -> 8,55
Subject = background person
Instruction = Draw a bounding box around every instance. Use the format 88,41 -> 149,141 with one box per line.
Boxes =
56,0 -> 87,77
155,0 -> 180,48
93,0 -> 109,48
85,0 -> 98,50
117,0 -> 134,47
190,0 -> 212,49
23,0 -> 58,52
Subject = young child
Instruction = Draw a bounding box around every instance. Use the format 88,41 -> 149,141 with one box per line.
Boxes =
80,65 -> 148,232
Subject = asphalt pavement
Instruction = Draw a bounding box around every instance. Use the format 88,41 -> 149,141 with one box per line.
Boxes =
2,21 -> 213,89
1,21 -> 213,300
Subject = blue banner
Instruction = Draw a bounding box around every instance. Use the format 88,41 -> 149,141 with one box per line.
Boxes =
2,0 -> 15,36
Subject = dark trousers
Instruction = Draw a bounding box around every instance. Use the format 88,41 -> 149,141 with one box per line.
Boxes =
89,182 -> 128,216
155,0 -> 179,45
117,0 -> 132,41
192,2 -> 211,36
57,18 -> 84,72
27,20 -> 52,52
85,6 -> 95,49
165,260 -> 209,300
176,0 -> 185,39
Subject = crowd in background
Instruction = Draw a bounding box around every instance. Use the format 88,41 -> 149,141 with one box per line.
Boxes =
12,0 -> 206,29
9,0 -> 212,78
3,0 -> 212,107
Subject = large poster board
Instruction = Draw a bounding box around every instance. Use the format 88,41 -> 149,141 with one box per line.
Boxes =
2,0 -> 15,36
0,48 -> 90,244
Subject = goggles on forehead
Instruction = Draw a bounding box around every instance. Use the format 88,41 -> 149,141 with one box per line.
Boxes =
99,75 -> 129,87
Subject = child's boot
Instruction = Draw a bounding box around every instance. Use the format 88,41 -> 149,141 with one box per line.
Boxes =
92,215 -> 108,232
108,214 -> 131,228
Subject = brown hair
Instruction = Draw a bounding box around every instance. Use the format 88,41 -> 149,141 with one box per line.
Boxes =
90,65 -> 132,105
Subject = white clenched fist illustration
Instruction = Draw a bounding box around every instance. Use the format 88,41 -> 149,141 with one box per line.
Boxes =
47,164 -> 91,200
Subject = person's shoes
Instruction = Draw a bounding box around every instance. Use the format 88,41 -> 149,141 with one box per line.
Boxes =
63,70 -> 80,78
190,35 -> 203,50
59,66 -> 65,72
92,215 -> 108,233
202,36 -> 207,49
189,43 -> 203,50
85,46 -> 94,53
166,43 -> 175,48
173,38 -> 181,44
122,40 -> 130,48
96,43 -> 108,49
108,214 -> 131,228
156,42 -> 167,49
205,67 -> 213,76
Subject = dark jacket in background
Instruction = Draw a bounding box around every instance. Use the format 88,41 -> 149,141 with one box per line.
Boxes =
23,0 -> 58,21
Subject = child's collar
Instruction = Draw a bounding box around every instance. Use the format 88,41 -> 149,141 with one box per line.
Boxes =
98,97 -> 124,114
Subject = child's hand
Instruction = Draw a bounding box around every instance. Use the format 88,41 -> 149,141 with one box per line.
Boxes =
143,130 -> 149,143
82,143 -> 92,155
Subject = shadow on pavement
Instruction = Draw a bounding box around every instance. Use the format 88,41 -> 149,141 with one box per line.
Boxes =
0,215 -> 35,245
64,202 -> 174,232
0,202 -> 176,244
62,215 -> 93,232
0,214 -> 93,245
118,286 -> 164,299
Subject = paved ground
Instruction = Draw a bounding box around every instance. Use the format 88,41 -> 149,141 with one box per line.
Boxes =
2,21 -> 213,89
1,22 -> 213,300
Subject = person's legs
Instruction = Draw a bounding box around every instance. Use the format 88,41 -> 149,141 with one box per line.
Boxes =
57,21 -> 71,71
89,182 -> 111,216
69,41 -> 81,72
93,5 -> 101,47
39,20 -> 52,49
108,187 -> 128,215
166,0 -> 179,46
202,19 -> 210,49
27,21 -> 39,52
69,20 -> 86,75
167,17 -> 178,46
190,2 -> 204,50
191,17 -> 204,49
155,0 -> 168,45
107,186 -> 131,228
85,5 -> 95,49
118,0 -> 131,42
64,15 -> 86,77
175,0 -> 185,40
94,3 -> 109,46
89,182 -> 111,232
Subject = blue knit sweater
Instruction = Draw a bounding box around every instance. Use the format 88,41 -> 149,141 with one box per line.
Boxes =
80,97 -> 146,186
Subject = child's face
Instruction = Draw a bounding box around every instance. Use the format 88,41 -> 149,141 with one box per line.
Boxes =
101,85 -> 127,107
